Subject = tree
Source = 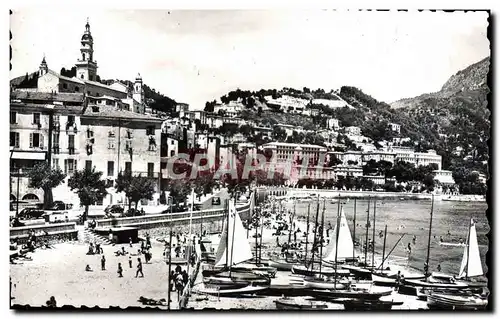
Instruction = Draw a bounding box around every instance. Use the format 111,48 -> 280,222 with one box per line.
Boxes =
115,172 -> 157,210
27,162 -> 66,209
68,168 -> 107,222
165,179 -> 192,210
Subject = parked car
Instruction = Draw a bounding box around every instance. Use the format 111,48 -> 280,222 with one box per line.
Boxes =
123,208 -> 145,217
104,204 -> 124,216
18,208 -> 46,220
49,201 -> 73,211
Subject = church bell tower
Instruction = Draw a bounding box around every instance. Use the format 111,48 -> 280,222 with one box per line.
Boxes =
75,18 -> 98,81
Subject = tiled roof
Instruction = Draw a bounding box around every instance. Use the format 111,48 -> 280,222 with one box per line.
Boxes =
83,104 -> 163,122
47,70 -> 84,84
11,90 -> 85,103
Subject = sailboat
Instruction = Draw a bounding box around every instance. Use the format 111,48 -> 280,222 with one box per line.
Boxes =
202,200 -> 270,289
401,198 -> 471,291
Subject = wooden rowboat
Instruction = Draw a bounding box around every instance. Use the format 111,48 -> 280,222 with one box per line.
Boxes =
195,284 -> 268,297
427,293 -> 488,310
274,297 -> 328,310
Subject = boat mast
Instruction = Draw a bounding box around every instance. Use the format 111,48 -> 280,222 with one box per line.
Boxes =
353,198 -> 357,262
319,198 -> 326,275
424,194 -> 434,277
310,196 -> 320,270
364,197 -> 371,266
259,211 -> 264,263
288,201 -> 296,246
371,198 -> 377,269
333,197 -> 341,290
255,207 -> 259,265
381,225 -> 387,270
225,199 -> 229,269
229,197 -> 237,277
465,217 -> 472,280
304,203 -> 311,264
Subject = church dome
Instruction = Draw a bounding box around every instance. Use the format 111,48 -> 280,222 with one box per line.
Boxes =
81,33 -> 93,41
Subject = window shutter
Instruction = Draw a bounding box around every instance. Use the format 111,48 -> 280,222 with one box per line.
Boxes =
15,133 -> 20,148
40,134 -> 44,149
64,159 -> 68,174
74,160 -> 78,171
29,133 -> 33,148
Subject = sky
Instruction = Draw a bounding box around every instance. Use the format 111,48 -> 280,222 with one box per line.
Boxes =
10,9 -> 490,109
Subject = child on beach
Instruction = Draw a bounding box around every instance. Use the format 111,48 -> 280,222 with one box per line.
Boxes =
136,258 -> 144,278
129,256 -> 133,268
117,263 -> 123,277
101,255 -> 106,270
85,265 -> 92,272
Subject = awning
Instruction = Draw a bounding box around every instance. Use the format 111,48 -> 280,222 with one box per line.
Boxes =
11,151 -> 46,160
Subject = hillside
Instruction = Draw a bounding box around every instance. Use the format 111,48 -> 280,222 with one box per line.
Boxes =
390,57 -> 490,109
214,57 -> 490,183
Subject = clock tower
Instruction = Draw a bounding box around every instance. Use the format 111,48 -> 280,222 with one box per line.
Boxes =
75,18 -> 98,81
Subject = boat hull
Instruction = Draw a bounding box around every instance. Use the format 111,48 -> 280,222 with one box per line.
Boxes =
292,265 -> 350,277
427,293 -> 488,310
268,259 -> 299,271
403,278 -> 469,289
311,288 -> 393,300
302,277 -> 347,290
274,299 -> 328,310
342,299 -> 402,310
196,285 -> 268,296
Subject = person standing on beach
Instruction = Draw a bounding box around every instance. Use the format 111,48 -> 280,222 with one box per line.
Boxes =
117,263 -> 123,277
101,255 -> 106,270
129,256 -> 133,268
129,237 -> 133,248
136,258 -> 144,278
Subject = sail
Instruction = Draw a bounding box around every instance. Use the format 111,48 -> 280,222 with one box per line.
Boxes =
458,218 -> 483,278
214,201 -> 253,267
323,207 -> 355,262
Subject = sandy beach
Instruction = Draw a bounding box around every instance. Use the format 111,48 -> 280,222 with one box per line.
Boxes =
10,241 -> 178,309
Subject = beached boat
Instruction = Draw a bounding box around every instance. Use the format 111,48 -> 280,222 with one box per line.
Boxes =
274,297 -> 329,310
268,258 -> 301,271
203,275 -> 270,287
302,276 -> 348,290
427,293 -> 488,310
341,298 -> 404,310
204,201 -> 270,288
322,207 -> 355,264
311,286 -> 393,300
196,284 -> 268,297
291,265 -> 350,277
371,271 -> 426,286
203,264 -> 277,279
405,218 -> 485,291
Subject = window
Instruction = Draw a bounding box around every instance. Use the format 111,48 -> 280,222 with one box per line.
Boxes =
64,159 -> 77,175
87,129 -> 94,138
107,161 -> 114,177
67,115 -> 75,125
53,133 -> 60,146
108,138 -> 115,149
125,140 -> 132,150
52,158 -> 59,170
147,163 -> 154,178
10,132 -> 19,148
125,162 -> 132,174
146,126 -> 155,135
170,150 -> 175,157
75,87 -> 80,92
68,135 -> 75,148
85,160 -> 92,171
63,83 -> 68,89
29,133 -> 43,148
10,111 -> 16,124
33,113 -> 40,125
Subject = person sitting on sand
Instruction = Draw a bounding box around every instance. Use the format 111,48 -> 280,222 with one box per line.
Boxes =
85,264 -> 92,272
46,296 -> 57,308
440,236 -> 444,242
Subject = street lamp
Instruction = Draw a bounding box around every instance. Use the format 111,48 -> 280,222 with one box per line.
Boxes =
10,147 -> 20,219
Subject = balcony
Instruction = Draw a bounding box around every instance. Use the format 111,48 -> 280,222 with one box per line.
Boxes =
53,146 -> 60,154
68,147 -> 75,155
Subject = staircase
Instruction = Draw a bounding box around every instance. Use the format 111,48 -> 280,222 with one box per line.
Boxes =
80,226 -> 112,245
